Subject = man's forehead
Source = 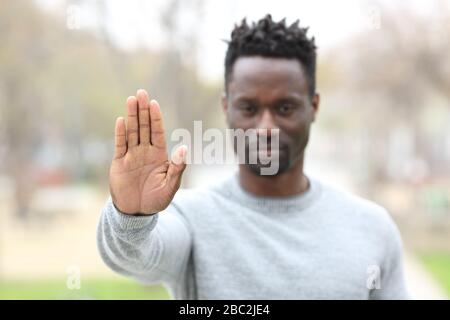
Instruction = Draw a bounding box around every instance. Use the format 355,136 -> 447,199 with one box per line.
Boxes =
229,56 -> 308,95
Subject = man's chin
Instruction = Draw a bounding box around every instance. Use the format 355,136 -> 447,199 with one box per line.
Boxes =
245,160 -> 290,177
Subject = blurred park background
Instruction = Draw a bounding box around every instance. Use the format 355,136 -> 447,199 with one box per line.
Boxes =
0,0 -> 449,299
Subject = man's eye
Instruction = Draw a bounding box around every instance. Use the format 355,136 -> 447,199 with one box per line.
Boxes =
239,104 -> 257,115
278,104 -> 294,114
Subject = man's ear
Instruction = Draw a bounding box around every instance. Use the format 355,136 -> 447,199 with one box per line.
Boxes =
311,93 -> 320,122
221,92 -> 228,113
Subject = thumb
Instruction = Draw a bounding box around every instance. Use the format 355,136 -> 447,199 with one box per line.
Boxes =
167,145 -> 188,190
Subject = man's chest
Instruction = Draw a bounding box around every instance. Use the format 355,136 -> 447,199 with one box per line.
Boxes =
191,222 -> 379,299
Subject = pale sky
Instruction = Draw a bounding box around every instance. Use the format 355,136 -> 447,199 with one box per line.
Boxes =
36,0 -> 439,82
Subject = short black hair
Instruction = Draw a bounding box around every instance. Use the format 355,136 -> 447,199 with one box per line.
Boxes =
224,14 -> 317,97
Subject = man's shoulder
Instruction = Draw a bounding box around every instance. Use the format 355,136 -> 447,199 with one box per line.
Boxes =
318,179 -> 399,236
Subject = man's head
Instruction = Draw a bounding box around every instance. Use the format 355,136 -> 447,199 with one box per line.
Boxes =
222,14 -> 320,176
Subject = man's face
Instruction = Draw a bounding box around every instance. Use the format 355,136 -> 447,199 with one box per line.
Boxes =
223,56 -> 319,176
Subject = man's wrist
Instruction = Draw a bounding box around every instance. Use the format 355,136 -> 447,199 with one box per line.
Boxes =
108,198 -> 159,231
111,200 -> 158,216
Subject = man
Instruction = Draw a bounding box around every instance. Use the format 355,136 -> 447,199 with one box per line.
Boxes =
97,15 -> 410,299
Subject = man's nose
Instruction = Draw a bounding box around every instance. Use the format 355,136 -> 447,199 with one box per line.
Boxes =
256,110 -> 277,136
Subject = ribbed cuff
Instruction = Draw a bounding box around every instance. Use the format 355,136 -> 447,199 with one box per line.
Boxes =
107,197 -> 159,231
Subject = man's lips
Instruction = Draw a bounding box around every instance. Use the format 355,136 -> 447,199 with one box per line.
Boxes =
248,146 -> 286,157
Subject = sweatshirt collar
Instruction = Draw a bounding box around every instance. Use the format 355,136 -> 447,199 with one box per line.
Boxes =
223,171 -> 322,213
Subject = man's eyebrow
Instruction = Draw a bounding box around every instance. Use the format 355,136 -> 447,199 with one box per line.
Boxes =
275,95 -> 304,103
233,95 -> 258,102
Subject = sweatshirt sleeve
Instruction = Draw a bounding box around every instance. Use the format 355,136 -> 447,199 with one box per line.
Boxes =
369,211 -> 411,300
96,196 -> 193,290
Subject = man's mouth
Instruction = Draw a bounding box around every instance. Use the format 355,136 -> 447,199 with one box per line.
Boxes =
248,144 -> 287,158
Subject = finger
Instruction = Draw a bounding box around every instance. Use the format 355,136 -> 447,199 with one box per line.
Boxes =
167,145 -> 188,191
126,96 -> 139,148
114,117 -> 127,159
136,89 -> 150,145
149,99 -> 166,149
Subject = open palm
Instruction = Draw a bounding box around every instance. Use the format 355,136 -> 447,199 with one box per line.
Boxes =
109,89 -> 187,215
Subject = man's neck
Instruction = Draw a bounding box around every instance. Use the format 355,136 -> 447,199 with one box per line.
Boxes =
238,158 -> 309,197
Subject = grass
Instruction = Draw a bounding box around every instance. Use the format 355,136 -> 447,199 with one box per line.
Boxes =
5,252 -> 448,300
419,251 -> 450,298
0,278 -> 171,300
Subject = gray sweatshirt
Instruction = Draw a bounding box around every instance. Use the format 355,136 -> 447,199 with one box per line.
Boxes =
97,172 -> 410,299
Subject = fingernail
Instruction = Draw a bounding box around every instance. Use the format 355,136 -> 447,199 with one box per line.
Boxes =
173,145 -> 187,165
179,145 -> 187,160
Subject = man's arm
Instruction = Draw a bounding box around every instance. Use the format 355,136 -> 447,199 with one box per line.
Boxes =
369,212 -> 411,300
97,89 -> 191,292
97,196 -> 192,286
